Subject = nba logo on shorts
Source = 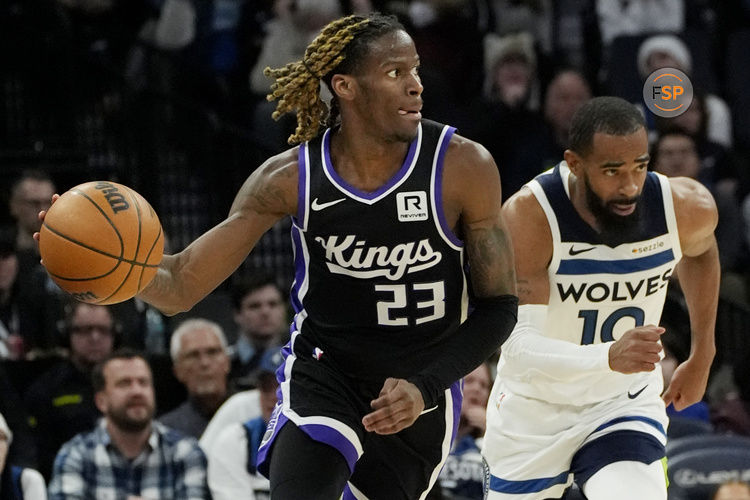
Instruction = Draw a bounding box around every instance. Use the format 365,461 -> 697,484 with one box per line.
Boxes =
396,191 -> 428,222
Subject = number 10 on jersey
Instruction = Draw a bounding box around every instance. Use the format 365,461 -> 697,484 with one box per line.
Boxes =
579,306 -> 645,344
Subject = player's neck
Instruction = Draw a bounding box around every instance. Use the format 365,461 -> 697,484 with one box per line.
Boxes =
329,127 -> 410,193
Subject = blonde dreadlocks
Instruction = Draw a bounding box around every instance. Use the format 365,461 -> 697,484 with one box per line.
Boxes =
264,13 -> 404,145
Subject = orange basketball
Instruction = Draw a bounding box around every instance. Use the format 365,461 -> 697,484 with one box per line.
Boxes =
39,181 -> 164,305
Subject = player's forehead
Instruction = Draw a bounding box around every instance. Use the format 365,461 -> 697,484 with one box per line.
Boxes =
588,128 -> 648,165
360,29 -> 418,69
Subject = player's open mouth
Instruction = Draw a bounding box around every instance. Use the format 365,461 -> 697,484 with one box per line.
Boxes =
612,203 -> 636,216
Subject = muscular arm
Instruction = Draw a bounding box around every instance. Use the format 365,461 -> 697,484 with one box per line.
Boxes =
500,188 -> 663,380
138,150 -> 299,315
499,190 -> 610,380
407,137 -> 518,402
662,177 -> 719,410
363,136 -> 518,434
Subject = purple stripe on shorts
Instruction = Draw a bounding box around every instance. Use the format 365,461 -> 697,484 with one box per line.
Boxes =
256,409 -> 290,478
300,423 -> 360,474
342,484 -> 357,500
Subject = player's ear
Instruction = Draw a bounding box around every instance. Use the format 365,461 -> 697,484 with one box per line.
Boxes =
564,149 -> 582,176
331,74 -> 356,101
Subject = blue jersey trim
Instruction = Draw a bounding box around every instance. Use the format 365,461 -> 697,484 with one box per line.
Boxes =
289,224 -> 306,315
322,127 -> 420,201
296,143 -> 308,226
557,249 -> 675,275
593,416 -> 666,436
434,126 -> 463,247
535,165 -> 668,245
488,470 -> 569,493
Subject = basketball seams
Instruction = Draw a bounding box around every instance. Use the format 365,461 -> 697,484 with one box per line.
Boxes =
41,223 -> 161,269
98,188 -> 146,304
71,188 -> 126,259
40,181 -> 163,305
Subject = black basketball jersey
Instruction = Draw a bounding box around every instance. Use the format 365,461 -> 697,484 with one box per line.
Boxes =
289,120 -> 468,382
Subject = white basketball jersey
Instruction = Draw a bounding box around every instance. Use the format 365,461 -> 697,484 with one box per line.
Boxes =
498,161 -> 682,405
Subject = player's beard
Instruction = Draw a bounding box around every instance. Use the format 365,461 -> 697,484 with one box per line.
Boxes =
584,176 -> 643,247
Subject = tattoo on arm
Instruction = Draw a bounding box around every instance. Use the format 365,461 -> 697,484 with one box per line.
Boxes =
467,222 -> 516,297
516,279 -> 534,303
246,183 -> 287,214
236,161 -> 296,216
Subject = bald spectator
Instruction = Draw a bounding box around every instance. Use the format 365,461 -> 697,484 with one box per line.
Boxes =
159,318 -> 231,438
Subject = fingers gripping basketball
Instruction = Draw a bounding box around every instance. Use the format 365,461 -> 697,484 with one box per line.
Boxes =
39,181 -> 164,305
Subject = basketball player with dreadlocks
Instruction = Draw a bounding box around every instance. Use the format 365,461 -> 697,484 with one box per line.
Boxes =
132,12 -> 517,499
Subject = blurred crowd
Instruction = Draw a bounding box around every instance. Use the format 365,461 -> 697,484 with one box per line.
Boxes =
1,0 -> 750,498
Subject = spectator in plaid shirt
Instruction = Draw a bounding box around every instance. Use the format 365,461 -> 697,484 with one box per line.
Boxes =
48,349 -> 209,500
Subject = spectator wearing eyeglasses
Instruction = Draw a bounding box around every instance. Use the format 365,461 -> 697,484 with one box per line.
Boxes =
24,300 -> 116,480
159,318 -> 231,439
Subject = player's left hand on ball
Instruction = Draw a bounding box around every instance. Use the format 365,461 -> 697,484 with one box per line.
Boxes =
362,378 -> 425,435
32,193 -> 60,243
33,193 -> 60,263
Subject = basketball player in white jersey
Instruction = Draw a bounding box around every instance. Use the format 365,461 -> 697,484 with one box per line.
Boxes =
482,96 -> 719,499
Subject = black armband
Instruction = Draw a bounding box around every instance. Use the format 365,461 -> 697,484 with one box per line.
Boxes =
408,294 -> 518,408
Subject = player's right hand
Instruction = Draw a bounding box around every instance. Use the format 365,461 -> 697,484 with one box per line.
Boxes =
362,378 -> 425,435
608,325 -> 665,374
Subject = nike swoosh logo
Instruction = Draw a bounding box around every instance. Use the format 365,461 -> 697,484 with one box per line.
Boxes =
311,197 -> 346,211
569,246 -> 596,256
420,405 -> 438,415
628,385 -> 648,399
